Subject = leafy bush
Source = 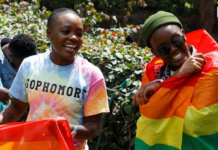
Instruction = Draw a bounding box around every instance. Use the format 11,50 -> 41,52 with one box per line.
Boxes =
81,29 -> 152,149
0,0 -> 153,149
0,0 -> 50,52
144,0 -> 199,16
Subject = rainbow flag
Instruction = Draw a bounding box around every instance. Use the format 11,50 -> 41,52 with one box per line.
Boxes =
0,118 -> 74,150
135,29 -> 218,150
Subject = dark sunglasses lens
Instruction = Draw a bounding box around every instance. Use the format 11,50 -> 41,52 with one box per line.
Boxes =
172,36 -> 185,47
157,44 -> 170,56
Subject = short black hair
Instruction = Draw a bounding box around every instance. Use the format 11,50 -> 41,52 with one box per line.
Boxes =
8,34 -> 37,59
47,8 -> 79,29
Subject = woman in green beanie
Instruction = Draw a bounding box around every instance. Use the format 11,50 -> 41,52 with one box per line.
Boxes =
133,11 -> 206,105
133,11 -> 218,150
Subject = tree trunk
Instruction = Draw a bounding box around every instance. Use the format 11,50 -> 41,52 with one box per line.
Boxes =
198,0 -> 215,34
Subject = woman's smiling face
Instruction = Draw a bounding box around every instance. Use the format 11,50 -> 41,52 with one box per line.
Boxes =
47,13 -> 83,65
150,24 -> 189,70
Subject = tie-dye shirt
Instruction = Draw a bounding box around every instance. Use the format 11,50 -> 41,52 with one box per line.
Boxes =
9,51 -> 109,149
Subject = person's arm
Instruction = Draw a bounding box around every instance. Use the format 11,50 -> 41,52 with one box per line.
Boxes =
68,68 -> 109,140
0,87 -> 10,104
69,113 -> 103,140
0,97 -> 29,124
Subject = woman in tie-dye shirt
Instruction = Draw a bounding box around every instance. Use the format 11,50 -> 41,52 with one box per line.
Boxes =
0,8 -> 109,150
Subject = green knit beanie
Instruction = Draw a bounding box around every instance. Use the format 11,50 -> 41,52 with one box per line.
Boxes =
142,11 -> 183,47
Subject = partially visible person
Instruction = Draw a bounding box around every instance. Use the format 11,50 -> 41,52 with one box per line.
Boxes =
0,34 -> 37,121
0,34 -> 37,88
133,11 -> 218,150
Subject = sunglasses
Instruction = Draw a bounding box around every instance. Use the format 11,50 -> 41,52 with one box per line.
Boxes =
155,35 -> 186,56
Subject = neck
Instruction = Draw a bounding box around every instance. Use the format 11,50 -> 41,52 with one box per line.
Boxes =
50,52 -> 75,66
168,65 -> 178,71
10,63 -> 18,72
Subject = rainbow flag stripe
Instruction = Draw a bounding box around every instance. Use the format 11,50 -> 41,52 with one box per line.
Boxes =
0,118 -> 74,150
135,29 -> 218,150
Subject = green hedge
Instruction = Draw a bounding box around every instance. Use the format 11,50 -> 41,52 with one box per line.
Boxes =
0,0 -> 153,149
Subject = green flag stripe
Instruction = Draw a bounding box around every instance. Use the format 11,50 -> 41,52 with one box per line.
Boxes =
182,132 -> 218,150
135,132 -> 218,150
135,138 -> 179,150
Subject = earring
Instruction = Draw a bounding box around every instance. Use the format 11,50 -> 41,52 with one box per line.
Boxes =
9,57 -> 12,63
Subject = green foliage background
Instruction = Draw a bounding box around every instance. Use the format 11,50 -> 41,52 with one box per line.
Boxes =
1,0 -> 217,149
0,0 -> 153,149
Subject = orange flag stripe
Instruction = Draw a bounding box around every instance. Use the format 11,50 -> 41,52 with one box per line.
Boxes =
141,74 -> 150,86
191,68 -> 218,110
0,141 -> 63,150
140,86 -> 194,119
140,67 -> 218,119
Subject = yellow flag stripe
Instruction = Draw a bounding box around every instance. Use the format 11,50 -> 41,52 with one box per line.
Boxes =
184,103 -> 218,137
136,115 -> 183,149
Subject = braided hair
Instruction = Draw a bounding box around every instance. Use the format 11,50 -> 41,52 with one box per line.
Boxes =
47,8 -> 79,29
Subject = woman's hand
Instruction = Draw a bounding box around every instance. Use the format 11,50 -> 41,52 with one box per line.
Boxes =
0,97 -> 29,124
68,113 -> 103,140
0,87 -> 10,104
133,81 -> 161,106
173,53 -> 206,76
